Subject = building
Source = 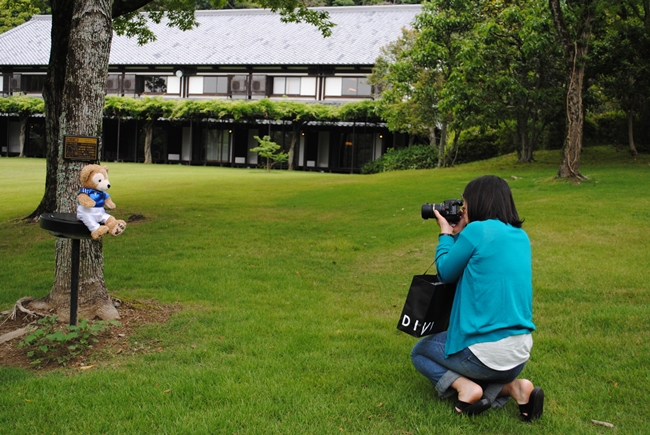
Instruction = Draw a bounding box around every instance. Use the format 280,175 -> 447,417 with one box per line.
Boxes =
0,5 -> 421,171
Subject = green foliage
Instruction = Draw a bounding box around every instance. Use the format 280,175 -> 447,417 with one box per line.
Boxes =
18,315 -> 121,367
454,129 -> 504,164
250,135 -> 289,171
0,0 -> 47,34
0,96 -> 44,115
361,144 -> 438,174
102,97 -> 377,124
368,29 -> 433,138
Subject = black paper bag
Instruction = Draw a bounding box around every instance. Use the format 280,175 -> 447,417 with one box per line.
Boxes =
397,274 -> 456,338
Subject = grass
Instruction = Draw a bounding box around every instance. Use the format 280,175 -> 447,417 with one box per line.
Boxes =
1,146 -> 649,434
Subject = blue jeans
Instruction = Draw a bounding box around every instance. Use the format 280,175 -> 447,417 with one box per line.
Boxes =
411,331 -> 526,407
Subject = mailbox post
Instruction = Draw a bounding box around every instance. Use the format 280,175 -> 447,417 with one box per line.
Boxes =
39,213 -> 93,326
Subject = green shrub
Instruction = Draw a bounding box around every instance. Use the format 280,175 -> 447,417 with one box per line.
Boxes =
361,144 -> 438,174
18,315 -> 120,367
454,130 -> 503,164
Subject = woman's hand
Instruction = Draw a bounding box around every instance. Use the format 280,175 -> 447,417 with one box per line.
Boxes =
434,209 -> 455,234
452,207 -> 468,234
434,208 -> 468,235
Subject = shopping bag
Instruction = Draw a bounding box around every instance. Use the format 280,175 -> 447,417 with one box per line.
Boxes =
396,274 -> 456,337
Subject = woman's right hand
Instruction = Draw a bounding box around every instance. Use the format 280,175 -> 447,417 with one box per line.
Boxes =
434,209 -> 455,235
435,208 -> 468,235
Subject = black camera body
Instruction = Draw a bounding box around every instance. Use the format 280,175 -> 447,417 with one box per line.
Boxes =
421,199 -> 463,223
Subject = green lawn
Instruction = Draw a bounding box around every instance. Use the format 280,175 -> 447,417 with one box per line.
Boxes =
1,147 -> 649,434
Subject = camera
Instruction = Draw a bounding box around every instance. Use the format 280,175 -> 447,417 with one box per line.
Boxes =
421,199 -> 463,223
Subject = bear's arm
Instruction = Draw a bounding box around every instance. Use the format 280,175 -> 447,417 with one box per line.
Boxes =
78,193 -> 96,208
104,198 -> 116,209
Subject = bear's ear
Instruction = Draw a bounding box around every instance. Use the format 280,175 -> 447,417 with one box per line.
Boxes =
80,165 -> 95,185
102,166 -> 109,174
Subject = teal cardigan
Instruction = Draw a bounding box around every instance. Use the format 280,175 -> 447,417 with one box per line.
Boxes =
435,219 -> 535,357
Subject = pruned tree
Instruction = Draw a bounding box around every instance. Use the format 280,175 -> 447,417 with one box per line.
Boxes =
251,135 -> 289,171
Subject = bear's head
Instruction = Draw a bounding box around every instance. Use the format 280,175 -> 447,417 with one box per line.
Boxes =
80,164 -> 111,192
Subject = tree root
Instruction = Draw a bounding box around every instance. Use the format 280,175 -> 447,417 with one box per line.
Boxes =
6,297 -> 50,323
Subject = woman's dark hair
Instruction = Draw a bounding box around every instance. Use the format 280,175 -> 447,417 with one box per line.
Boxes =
463,175 -> 523,228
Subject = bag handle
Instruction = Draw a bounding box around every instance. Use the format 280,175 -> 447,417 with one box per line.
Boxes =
423,259 -> 435,275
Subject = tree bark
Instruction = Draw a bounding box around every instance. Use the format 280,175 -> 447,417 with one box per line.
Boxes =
428,126 -> 437,149
143,119 -> 154,164
18,115 -> 28,157
517,111 -> 535,163
627,110 -> 638,156
26,1 -> 75,220
288,127 -> 299,171
549,0 -> 593,180
557,42 -> 588,179
28,0 -> 119,322
437,122 -> 447,168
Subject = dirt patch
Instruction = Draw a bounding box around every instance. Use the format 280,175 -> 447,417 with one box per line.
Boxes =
0,299 -> 179,370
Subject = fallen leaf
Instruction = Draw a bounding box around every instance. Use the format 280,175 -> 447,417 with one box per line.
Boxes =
163,389 -> 171,394
79,365 -> 95,370
591,420 -> 614,428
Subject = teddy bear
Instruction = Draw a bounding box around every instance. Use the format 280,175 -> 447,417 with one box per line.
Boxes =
76,164 -> 127,240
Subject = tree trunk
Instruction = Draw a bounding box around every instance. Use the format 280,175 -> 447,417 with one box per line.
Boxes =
28,0 -> 119,322
428,126 -> 437,148
18,115 -> 28,157
288,128 -> 298,171
627,110 -> 639,156
557,43 -> 587,179
517,112 -> 534,163
25,1 -> 76,220
437,122 -> 447,168
549,0 -> 592,180
143,119 -> 154,164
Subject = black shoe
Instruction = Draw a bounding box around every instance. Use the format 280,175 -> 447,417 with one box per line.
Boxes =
454,398 -> 491,416
519,387 -> 544,422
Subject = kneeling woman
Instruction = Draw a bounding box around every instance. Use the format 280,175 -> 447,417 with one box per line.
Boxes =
411,175 -> 544,420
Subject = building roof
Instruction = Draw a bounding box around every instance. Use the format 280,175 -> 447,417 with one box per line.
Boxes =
0,5 -> 421,68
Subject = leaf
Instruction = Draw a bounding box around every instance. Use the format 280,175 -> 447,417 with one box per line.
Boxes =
79,365 -> 96,371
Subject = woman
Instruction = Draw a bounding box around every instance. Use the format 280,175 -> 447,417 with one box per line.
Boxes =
411,175 -> 544,421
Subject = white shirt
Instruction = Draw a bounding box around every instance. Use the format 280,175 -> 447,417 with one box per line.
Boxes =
469,333 -> 533,371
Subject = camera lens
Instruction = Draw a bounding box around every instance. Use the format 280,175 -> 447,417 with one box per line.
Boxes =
421,204 -> 435,220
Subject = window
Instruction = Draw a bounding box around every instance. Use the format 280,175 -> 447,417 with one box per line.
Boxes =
230,75 -> 248,94
204,129 -> 230,162
25,75 -> 46,93
203,76 -> 228,94
106,74 -> 120,93
166,76 -> 181,95
250,75 -> 266,95
143,76 -> 167,94
272,76 -> 316,96
325,77 -> 372,97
